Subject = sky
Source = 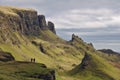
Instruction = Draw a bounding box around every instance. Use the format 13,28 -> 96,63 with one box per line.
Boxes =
0,0 -> 120,52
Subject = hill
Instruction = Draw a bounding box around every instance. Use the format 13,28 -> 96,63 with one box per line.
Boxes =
0,61 -> 55,80
97,49 -> 120,69
98,49 -> 120,55
70,53 -> 120,80
0,6 -> 120,80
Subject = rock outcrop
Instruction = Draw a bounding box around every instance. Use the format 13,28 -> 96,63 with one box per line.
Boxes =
38,15 -> 48,30
71,34 -> 83,42
38,15 -> 56,34
0,51 -> 14,62
0,6 -> 56,37
48,21 -> 56,34
30,69 -> 55,80
0,6 -> 57,44
0,7 -> 40,36
16,10 -> 40,35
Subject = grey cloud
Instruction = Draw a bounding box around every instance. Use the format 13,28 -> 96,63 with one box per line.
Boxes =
1,0 -> 120,15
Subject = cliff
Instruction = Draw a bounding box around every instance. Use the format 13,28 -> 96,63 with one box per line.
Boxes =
0,6 -> 56,36
48,21 -> 56,34
38,15 -> 56,34
0,6 -> 39,35
38,15 -> 48,30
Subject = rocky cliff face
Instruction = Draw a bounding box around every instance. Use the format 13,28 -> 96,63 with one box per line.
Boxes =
0,7 -> 40,36
38,15 -> 56,34
0,6 -> 57,45
16,10 -> 40,35
48,21 -> 56,34
38,15 -> 48,30
0,6 -> 56,37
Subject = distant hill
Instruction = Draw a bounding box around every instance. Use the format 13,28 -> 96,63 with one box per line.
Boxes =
98,49 -> 120,55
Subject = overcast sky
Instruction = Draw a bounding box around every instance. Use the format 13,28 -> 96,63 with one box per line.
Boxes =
0,0 -> 120,52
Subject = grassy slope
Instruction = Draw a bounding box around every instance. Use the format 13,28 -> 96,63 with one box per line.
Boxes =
0,30 -> 84,80
96,51 -> 120,69
38,30 -> 66,43
0,30 -> 120,80
0,6 -> 35,16
62,35 -> 120,80
32,30 -> 84,71
0,32 -> 55,68
70,53 -> 120,80
0,61 -> 53,80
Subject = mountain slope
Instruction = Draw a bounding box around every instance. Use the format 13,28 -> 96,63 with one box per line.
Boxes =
97,49 -> 120,69
0,6 -> 120,80
0,61 -> 55,80
70,53 -> 120,80
68,35 -> 120,80
0,6 -> 84,72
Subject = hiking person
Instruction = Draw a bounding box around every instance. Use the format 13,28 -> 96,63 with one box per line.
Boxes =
33,58 -> 35,63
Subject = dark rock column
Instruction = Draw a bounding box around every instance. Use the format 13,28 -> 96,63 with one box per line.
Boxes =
48,21 -> 56,34
38,15 -> 48,30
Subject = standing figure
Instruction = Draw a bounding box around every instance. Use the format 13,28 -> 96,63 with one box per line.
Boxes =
33,58 -> 35,63
31,58 -> 32,62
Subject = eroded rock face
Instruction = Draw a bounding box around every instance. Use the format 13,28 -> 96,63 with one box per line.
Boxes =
37,15 -> 57,34
80,53 -> 91,69
71,34 -> 83,42
16,10 -> 40,35
38,15 -> 48,30
31,70 -> 55,80
0,7 -> 57,44
0,7 -> 57,36
0,9 -> 40,36
48,21 -> 56,34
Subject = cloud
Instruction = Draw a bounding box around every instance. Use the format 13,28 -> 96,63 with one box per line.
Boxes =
57,26 -> 120,37
47,8 -> 120,29
1,0 -> 120,15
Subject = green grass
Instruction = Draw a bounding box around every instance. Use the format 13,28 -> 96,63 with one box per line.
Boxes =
70,53 -> 120,80
0,30 -> 120,80
39,30 -> 66,43
0,6 -> 35,16
0,61 -> 53,80
0,30 -> 84,80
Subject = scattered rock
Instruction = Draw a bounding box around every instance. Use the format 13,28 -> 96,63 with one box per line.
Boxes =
39,43 -> 46,53
31,70 -> 55,80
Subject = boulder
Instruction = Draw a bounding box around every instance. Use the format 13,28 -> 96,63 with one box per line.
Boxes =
0,51 -> 14,62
